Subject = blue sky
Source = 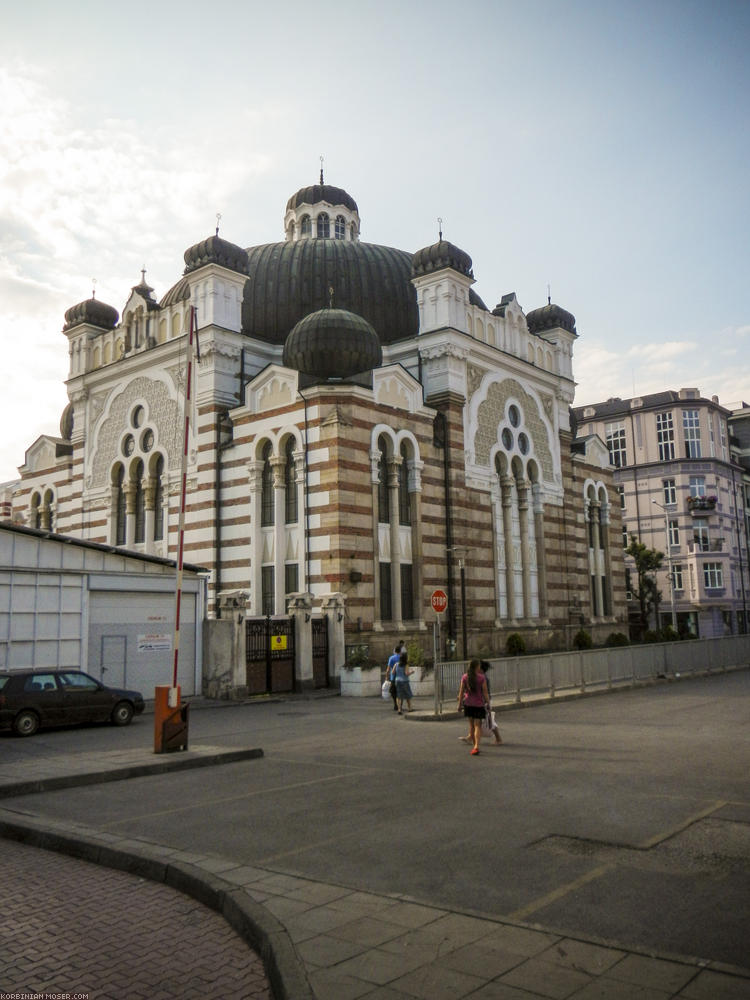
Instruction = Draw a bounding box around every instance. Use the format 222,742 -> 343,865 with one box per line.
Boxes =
1,0 -> 748,481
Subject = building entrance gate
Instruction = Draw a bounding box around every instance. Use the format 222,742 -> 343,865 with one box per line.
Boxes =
245,617 -> 296,694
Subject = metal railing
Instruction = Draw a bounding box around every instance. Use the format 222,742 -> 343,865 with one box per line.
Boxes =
433,634 -> 750,715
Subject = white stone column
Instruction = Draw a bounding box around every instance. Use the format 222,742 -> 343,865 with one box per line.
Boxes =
321,592 -> 346,680
287,592 -> 314,689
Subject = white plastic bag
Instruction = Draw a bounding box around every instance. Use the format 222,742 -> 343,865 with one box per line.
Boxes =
381,679 -> 391,699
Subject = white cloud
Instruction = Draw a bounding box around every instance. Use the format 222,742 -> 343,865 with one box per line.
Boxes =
0,63 -> 273,481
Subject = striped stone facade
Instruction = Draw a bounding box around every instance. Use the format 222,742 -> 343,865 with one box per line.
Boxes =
9,181 -> 627,675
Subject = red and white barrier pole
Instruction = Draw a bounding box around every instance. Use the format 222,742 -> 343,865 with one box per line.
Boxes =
169,304 -> 198,705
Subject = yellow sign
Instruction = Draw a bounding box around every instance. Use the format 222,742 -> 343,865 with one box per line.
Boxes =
271,634 -> 287,651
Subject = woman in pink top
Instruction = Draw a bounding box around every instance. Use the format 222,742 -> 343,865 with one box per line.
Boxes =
456,658 -> 490,755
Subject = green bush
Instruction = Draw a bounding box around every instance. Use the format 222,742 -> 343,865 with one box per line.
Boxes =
661,625 -> 679,642
506,632 -> 526,656
643,630 -> 661,643
605,632 -> 630,647
572,629 -> 593,650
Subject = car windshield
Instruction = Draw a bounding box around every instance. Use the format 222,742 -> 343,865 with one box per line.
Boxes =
58,672 -> 99,690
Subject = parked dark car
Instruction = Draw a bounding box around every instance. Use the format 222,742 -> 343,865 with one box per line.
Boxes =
0,669 -> 145,737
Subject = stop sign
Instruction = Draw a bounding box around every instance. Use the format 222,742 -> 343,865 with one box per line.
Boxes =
431,589 -> 448,614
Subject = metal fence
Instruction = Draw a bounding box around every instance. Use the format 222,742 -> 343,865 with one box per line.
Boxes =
434,634 -> 750,715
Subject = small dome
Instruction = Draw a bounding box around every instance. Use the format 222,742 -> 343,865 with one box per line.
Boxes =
286,183 -> 358,214
63,296 -> 119,332
283,308 -> 382,380
183,234 -> 250,276
411,239 -> 473,279
526,302 -> 577,336
60,403 -> 74,440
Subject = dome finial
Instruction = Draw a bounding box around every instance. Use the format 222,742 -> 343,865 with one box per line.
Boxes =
328,285 -> 335,308
547,283 -> 551,306
92,277 -> 97,300
438,216 -> 443,240
216,212 -> 222,237
141,266 -> 147,284
319,154 -> 324,185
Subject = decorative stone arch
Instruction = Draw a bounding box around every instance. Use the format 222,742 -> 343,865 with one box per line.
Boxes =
489,438 -> 546,625
89,375 -> 182,490
369,425 -> 424,629
583,477 -> 613,619
469,374 -> 558,496
247,427 -> 306,617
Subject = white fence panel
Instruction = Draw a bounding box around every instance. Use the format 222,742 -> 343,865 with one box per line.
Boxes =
435,635 -> 750,714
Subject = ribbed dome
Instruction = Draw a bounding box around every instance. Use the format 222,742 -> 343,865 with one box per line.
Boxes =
286,184 -> 358,214
411,240 -> 473,279
283,308 -> 382,380
63,296 -> 119,332
183,234 -> 250,276
159,276 -> 191,307
242,240 -> 418,345
526,302 -> 577,336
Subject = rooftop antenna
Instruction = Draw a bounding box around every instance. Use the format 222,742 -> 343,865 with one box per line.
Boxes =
438,216 -> 443,240
91,277 -> 97,300
320,155 -> 324,184
215,212 -> 221,237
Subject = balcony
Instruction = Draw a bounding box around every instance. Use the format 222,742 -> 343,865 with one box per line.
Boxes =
688,537 -> 725,554
686,495 -> 717,516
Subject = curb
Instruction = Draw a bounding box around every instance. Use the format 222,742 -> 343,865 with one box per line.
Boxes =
0,810 -> 314,1000
0,747 -> 264,800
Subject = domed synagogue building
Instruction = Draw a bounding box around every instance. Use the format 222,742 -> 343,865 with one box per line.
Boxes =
11,176 -> 626,693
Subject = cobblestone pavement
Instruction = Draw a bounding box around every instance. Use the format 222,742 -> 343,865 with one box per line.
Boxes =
1,838 -> 271,1000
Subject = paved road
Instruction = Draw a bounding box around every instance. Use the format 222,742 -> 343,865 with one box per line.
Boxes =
4,672 -> 750,963
1,670 -> 749,998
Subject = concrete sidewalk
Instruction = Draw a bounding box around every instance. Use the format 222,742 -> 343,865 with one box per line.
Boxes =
2,734 -> 750,999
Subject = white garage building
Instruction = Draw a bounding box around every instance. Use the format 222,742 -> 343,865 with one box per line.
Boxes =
0,523 -> 206,696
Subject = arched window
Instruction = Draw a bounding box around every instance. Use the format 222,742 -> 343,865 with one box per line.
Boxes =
300,214 -> 311,237
261,442 -> 274,526
114,466 -> 126,545
43,489 -> 54,532
284,438 -> 298,524
153,454 -> 165,541
316,212 -> 330,238
335,215 -> 346,239
398,443 -> 411,525
377,435 -> 390,523
30,492 -> 41,530
133,460 -> 145,543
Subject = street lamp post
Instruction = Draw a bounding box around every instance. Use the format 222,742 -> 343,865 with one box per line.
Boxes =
653,500 -> 678,630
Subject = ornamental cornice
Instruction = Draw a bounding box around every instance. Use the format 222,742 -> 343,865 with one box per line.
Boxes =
419,343 -> 470,362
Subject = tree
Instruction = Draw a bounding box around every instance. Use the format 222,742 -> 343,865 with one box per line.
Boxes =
626,535 -> 664,630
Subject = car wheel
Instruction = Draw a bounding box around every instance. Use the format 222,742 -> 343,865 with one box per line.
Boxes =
111,701 -> 134,726
13,710 -> 40,737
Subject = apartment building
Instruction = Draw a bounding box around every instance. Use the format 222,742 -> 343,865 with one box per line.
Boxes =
574,389 -> 749,638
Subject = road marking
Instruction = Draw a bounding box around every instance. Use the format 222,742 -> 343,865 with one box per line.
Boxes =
99,769 -> 377,828
508,864 -> 613,921
637,799 -> 727,849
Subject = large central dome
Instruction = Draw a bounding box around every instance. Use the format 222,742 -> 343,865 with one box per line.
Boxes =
242,238 -> 419,345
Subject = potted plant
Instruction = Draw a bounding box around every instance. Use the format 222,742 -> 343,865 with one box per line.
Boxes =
341,643 -> 382,697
